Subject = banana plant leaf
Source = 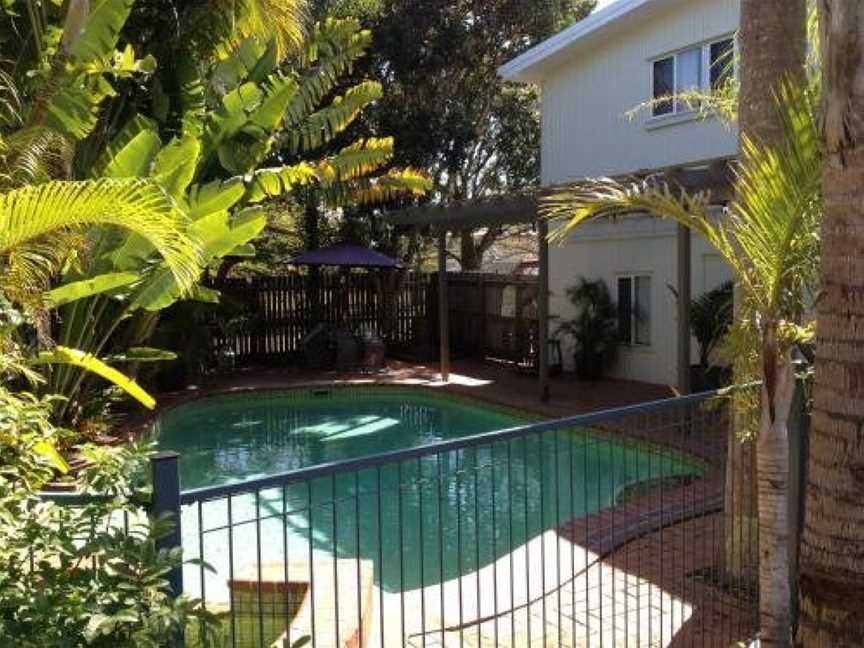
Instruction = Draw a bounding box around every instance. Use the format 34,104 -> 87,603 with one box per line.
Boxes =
103,347 -> 178,363
45,272 -> 140,307
34,346 -> 156,409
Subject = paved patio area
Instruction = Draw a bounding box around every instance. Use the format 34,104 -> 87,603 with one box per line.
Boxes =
136,359 -> 675,430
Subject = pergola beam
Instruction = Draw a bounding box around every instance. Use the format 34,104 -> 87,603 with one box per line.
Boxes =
437,232 -> 450,382
538,220 -> 550,402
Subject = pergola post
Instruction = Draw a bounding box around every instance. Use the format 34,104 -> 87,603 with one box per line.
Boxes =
538,220 -> 550,402
676,224 -> 692,394
437,231 -> 450,382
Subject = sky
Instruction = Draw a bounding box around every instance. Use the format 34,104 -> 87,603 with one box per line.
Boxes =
595,0 -> 620,8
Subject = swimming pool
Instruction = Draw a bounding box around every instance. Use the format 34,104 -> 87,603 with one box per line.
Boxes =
154,388 -> 699,599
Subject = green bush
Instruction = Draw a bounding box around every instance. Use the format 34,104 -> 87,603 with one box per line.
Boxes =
555,278 -> 619,380
0,386 -> 218,647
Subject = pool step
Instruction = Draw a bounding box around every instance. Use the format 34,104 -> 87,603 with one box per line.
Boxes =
226,560 -> 376,648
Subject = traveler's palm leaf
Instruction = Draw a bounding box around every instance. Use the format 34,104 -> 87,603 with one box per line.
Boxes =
285,18 -> 373,126
285,80 -> 382,154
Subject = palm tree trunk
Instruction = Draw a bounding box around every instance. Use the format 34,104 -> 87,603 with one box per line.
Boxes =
797,2 -> 864,643
728,1 -> 807,620
739,0 -> 808,145
758,351 -> 797,646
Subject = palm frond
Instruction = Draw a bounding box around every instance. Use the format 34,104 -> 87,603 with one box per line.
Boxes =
284,80 -> 382,153
204,0 -> 308,61
320,167 -> 432,208
0,127 -> 73,189
731,81 -> 820,317
0,64 -> 22,128
315,137 -> 394,185
0,179 -> 200,296
285,18 -> 373,127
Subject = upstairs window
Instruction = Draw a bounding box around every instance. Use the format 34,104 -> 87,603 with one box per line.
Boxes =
651,36 -> 735,117
618,275 -> 652,346
710,38 -> 735,90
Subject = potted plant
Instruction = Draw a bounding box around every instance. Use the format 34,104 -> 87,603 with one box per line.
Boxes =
690,281 -> 734,390
555,278 -> 619,380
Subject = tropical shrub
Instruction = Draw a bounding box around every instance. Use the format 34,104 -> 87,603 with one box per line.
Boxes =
0,377 -> 218,647
554,278 -> 619,380
690,281 -> 734,367
44,12 -> 429,418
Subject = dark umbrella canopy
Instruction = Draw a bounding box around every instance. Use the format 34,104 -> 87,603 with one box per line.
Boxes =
290,243 -> 403,269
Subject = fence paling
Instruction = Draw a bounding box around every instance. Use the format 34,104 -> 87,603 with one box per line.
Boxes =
156,389 -> 768,647
208,272 -> 541,366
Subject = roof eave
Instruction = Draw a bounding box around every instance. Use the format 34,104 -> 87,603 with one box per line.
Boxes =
498,0 -> 662,84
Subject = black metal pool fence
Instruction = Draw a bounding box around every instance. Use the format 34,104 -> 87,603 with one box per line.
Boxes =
162,387 -> 775,648
68,387 -> 781,647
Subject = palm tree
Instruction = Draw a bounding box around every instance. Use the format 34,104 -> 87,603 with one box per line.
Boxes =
725,3 -> 809,627
541,80 -> 819,646
797,2 -> 864,643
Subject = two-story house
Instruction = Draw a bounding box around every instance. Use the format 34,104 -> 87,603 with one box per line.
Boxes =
500,0 -> 739,386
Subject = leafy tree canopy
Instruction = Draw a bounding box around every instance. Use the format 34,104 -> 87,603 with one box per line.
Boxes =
329,0 -> 597,268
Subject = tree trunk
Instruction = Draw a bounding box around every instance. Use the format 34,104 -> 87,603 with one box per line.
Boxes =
60,0 -> 90,56
758,354 -> 797,647
728,1 -> 808,630
739,0 -> 808,145
459,228 -> 482,271
797,3 -> 864,644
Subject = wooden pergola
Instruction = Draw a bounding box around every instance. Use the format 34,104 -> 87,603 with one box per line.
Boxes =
385,158 -> 734,400
383,193 -> 554,401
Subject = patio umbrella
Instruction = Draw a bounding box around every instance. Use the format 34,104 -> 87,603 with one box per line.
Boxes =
289,242 -> 403,269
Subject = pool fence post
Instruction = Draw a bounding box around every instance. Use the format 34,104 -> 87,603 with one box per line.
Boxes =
151,451 -> 184,599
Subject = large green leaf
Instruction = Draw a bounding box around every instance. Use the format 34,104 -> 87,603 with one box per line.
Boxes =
250,74 -> 299,131
193,207 -> 267,259
33,439 -> 71,473
189,178 -> 247,219
104,347 -> 178,363
129,208 -> 266,312
286,80 -> 382,153
210,37 -> 277,93
34,346 -> 156,409
245,162 -> 317,203
44,76 -> 116,141
90,115 -> 162,179
152,136 -> 201,200
286,19 -> 373,127
46,272 -> 140,307
69,0 -> 135,64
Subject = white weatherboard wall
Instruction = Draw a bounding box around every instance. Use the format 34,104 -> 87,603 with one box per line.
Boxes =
531,0 -> 739,385
551,215 -> 734,386
540,0 -> 740,182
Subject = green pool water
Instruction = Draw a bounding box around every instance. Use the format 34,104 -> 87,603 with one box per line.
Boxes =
154,389 -> 698,599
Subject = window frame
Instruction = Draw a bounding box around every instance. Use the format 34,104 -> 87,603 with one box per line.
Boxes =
617,273 -> 652,348
649,34 -> 736,120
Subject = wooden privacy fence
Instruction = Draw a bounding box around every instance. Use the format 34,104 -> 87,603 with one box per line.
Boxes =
446,273 -> 540,362
209,273 -> 433,363
208,272 -> 539,366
